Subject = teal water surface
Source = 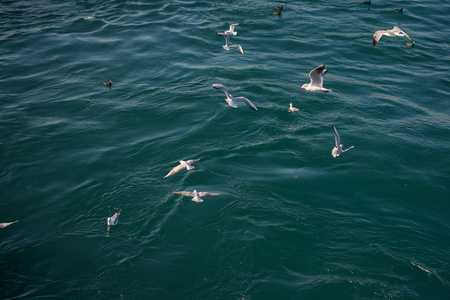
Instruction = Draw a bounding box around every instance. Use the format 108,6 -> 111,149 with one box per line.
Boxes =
1,0 -> 449,299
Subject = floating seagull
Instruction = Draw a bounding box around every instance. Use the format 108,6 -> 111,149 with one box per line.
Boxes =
332,127 -> 354,158
107,209 -> 121,226
103,80 -> 112,89
300,64 -> 331,92
172,190 -> 220,203
0,220 -> 19,228
406,41 -> 415,47
394,8 -> 403,13
289,103 -> 300,112
217,32 -> 244,54
224,23 -> 239,36
212,84 -> 258,111
373,26 -> 411,47
164,159 -> 201,178
363,1 -> 371,4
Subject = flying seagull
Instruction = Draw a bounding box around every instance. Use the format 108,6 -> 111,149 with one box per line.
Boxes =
217,32 -> 244,54
373,26 -> 411,47
300,64 -> 331,92
224,23 -> 239,36
212,84 -> 258,111
332,127 -> 354,158
172,190 -> 220,203
164,159 -> 201,178
107,209 -> 121,226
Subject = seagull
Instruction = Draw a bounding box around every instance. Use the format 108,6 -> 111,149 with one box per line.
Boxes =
103,80 -> 112,89
0,220 -> 19,228
406,41 -> 415,47
212,84 -> 258,111
217,32 -> 244,54
363,1 -> 371,4
107,209 -> 121,226
275,5 -> 284,10
300,64 -> 331,92
224,23 -> 239,36
289,103 -> 300,112
394,8 -> 403,13
373,26 -> 411,47
332,127 -> 354,158
164,159 -> 201,178
172,190 -> 220,203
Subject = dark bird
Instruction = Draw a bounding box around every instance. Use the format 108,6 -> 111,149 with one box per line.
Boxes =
363,1 -> 371,4
273,5 -> 283,15
395,8 -> 403,13
102,80 -> 112,89
406,41 -> 415,47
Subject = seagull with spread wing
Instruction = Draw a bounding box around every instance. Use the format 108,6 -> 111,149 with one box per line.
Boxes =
373,26 -> 411,47
212,84 -> 258,111
172,190 -> 220,203
332,127 -> 354,158
164,159 -> 201,178
300,64 -> 331,92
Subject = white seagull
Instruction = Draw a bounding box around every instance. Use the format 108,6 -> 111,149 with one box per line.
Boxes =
332,127 -> 354,158
0,220 -> 19,228
107,209 -> 121,226
172,190 -> 220,203
224,23 -> 239,35
212,84 -> 258,111
300,64 -> 331,92
289,103 -> 300,112
217,32 -> 244,54
164,159 -> 201,178
373,26 -> 411,47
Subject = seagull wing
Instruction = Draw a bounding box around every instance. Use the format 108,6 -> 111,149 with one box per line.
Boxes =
373,30 -> 387,47
0,220 -> 19,228
227,23 -> 239,34
186,158 -> 201,164
172,191 -> 194,197
198,192 -> 220,197
212,83 -> 232,97
309,64 -> 326,87
217,32 -> 231,46
333,127 -> 341,148
235,96 -> 258,111
397,27 -> 411,40
343,145 -> 355,153
236,44 -> 244,54
164,163 -> 185,178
